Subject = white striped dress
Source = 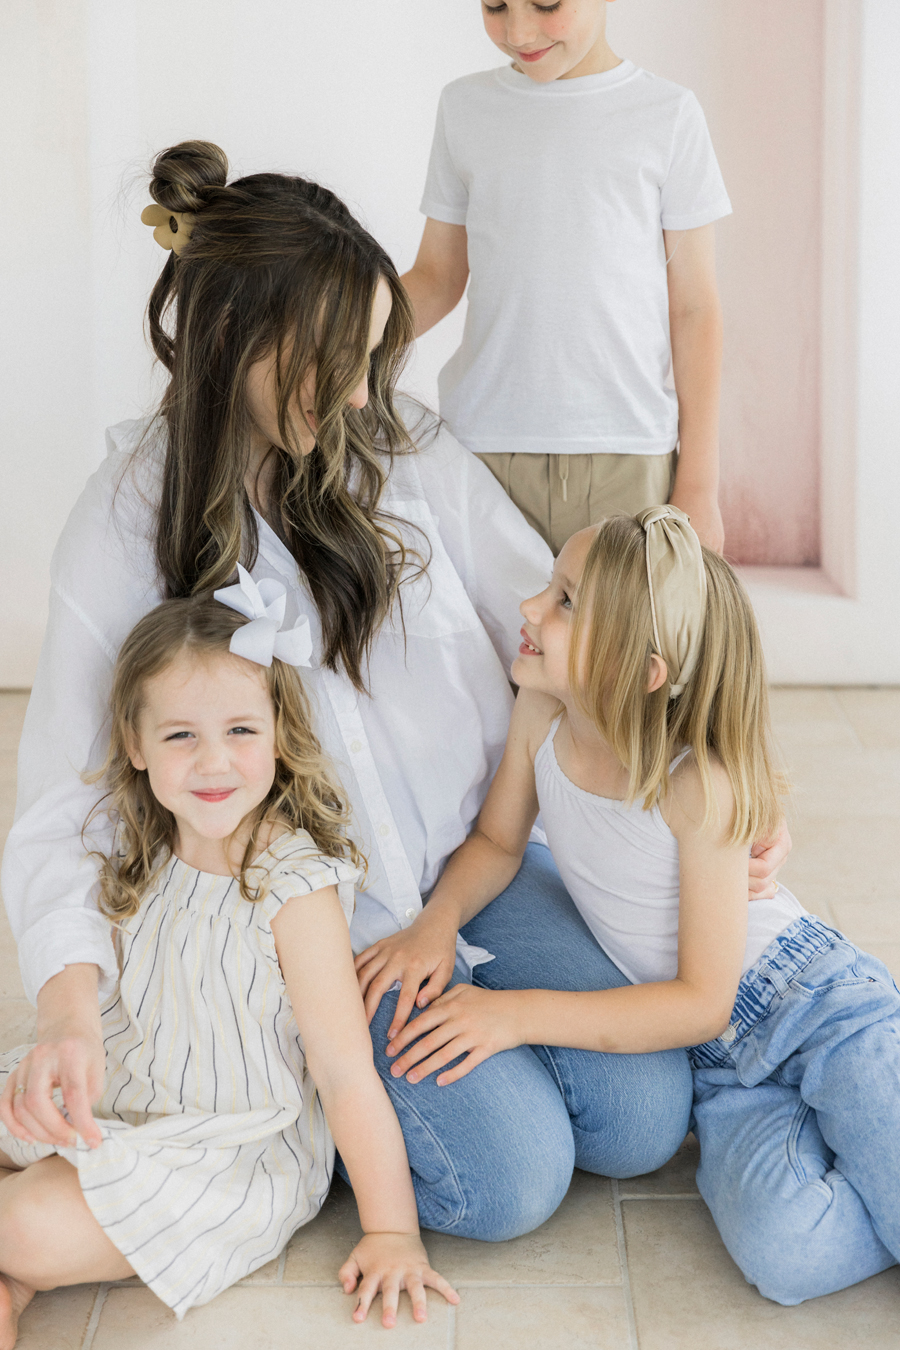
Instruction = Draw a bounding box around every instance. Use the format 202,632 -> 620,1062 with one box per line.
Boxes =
0,831 -> 358,1319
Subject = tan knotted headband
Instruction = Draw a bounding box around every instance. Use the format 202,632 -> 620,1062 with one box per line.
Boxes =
141,204 -> 195,256
637,505 -> 708,698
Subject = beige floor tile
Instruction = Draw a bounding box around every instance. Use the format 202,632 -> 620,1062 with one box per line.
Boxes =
0,693 -> 28,752
619,1132 -> 699,1197
768,688 -> 857,749
15,1284 -> 98,1350
456,1286 -> 630,1350
0,909 -> 26,1001
425,1170 -> 620,1286
835,688 -> 900,749
864,942 -> 900,982
778,815 -> 899,901
92,1283 -> 451,1348
829,898 -> 900,946
0,998 -> 36,1049
780,745 -> 900,819
238,1255 -> 282,1284
625,1197 -> 900,1349
282,1176 -> 361,1283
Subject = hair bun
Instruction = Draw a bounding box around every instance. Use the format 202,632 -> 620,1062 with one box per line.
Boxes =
149,140 -> 229,214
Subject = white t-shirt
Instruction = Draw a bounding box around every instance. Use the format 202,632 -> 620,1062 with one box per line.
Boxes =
420,60 -> 732,457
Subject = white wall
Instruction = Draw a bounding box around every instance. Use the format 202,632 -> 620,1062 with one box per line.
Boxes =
0,0 -> 499,687
2,1 -> 897,687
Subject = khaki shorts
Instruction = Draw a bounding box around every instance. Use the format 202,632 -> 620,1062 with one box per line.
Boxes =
476,450 -> 677,556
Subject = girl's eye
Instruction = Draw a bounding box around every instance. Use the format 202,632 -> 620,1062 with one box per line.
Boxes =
483,3 -> 506,12
165,731 -> 193,742
535,2 -> 562,11
228,726 -> 256,736
560,592 -> 573,610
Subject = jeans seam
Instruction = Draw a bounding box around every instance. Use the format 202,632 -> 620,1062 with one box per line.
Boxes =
387,1086 -> 468,1234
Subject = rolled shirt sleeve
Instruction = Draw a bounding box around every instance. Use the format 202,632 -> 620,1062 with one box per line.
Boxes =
2,428 -> 162,1003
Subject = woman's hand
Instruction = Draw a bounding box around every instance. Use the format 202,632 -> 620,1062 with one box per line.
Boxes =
339,1232 -> 459,1327
0,1020 -> 105,1149
386,984 -> 524,1087
748,819 -> 792,900
354,915 -> 459,1040
0,964 -> 105,1150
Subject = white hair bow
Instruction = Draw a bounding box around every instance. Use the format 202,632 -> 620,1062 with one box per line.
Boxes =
214,565 -> 313,669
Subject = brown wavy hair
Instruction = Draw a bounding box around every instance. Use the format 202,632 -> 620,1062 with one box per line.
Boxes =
569,514 -> 786,846
86,594 -> 363,919
144,140 -> 422,691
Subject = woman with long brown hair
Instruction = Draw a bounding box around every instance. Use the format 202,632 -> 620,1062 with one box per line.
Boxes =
1,141 -> 783,1250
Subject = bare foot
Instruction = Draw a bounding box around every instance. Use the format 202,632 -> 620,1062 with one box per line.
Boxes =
0,1273 -> 35,1350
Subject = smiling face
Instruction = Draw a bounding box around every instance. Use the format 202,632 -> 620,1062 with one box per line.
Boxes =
481,0 -> 616,83
512,526 -> 598,697
128,649 -> 279,871
244,275 -> 394,461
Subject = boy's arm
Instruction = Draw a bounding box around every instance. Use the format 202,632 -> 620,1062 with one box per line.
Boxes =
401,219 -> 469,338
665,222 -> 725,552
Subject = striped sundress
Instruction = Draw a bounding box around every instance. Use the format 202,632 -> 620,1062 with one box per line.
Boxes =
0,831 -> 358,1319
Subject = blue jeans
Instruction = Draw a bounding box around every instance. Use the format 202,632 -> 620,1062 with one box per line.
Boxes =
690,915 -> 900,1304
462,843 -> 693,1178
351,844 -> 691,1240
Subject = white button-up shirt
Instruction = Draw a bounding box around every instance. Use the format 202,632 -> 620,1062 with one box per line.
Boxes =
2,403 -> 552,1004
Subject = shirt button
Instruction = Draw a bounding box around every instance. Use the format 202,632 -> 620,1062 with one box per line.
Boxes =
405,908 -> 417,920
721,1025 -> 738,1043
378,823 -> 391,837
349,740 -> 362,753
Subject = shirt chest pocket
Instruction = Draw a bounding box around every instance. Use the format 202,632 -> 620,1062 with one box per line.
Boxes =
387,499 -> 481,640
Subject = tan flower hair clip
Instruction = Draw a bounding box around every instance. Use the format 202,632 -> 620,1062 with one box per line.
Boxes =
141,204 -> 195,256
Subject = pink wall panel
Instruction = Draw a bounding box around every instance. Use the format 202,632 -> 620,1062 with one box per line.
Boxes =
608,1 -> 824,565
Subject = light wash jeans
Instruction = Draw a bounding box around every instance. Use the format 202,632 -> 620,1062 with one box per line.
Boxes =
348,844 -> 693,1241
690,915 -> 900,1304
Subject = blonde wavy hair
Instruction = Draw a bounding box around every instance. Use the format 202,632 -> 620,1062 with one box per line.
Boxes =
86,594 -> 363,919
568,514 -> 786,846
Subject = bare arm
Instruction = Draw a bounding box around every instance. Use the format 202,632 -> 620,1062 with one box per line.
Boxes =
386,760 -> 750,1085
271,887 -> 457,1326
401,219 -> 469,338
354,690 -> 552,1034
0,963 -> 104,1149
665,222 -> 725,552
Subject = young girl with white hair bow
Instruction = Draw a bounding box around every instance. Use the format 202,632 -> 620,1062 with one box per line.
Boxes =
359,505 -> 900,1307
0,577 -> 457,1342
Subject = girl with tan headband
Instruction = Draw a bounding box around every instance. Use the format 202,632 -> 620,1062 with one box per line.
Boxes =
360,506 -> 900,1307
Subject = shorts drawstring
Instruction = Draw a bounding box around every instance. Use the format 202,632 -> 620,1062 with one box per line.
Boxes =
558,455 -> 569,503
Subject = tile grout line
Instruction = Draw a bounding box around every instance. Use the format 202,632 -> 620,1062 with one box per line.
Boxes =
617,1192 -> 698,1201
80,1283 -> 109,1350
611,1179 -> 639,1350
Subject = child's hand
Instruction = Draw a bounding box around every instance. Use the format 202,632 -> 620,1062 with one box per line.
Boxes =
748,818 -> 792,900
386,984 -> 523,1087
354,915 -> 458,1038
339,1232 -> 459,1327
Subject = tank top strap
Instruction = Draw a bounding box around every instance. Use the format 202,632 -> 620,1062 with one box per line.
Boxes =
534,712 -> 565,767
668,746 -> 692,775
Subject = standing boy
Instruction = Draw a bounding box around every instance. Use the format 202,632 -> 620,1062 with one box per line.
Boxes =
402,0 -> 732,554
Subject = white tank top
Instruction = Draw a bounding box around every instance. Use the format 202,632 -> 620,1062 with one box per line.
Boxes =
534,717 -> 805,986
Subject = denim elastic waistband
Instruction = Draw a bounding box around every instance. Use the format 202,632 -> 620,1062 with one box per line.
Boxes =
689,915 -> 838,1069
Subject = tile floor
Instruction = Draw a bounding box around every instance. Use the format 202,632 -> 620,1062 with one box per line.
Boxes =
0,686 -> 898,1348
